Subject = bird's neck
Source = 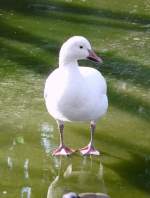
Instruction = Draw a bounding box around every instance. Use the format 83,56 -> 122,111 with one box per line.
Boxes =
59,55 -> 79,68
59,59 -> 78,68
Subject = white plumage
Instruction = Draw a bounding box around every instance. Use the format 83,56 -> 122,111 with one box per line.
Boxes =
44,36 -> 108,156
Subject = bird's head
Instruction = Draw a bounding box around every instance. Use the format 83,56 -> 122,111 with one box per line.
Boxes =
59,36 -> 103,66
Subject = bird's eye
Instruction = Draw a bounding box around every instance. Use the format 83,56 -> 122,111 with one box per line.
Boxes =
79,45 -> 83,49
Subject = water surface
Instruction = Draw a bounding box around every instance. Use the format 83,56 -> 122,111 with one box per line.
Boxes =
0,0 -> 150,197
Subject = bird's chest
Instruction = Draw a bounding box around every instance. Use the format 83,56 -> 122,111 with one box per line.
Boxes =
61,78 -> 87,109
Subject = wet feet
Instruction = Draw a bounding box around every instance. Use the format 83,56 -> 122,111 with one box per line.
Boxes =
79,144 -> 100,156
52,145 -> 75,156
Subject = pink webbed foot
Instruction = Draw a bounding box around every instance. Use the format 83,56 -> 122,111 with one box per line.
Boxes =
79,144 -> 100,156
52,145 -> 75,156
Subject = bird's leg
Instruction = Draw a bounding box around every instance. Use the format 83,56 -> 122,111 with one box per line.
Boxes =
79,121 -> 100,155
52,121 -> 75,156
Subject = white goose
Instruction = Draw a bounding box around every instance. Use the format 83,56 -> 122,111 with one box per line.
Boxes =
44,36 -> 108,156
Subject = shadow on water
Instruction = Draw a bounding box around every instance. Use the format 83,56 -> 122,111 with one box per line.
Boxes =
0,0 -> 150,37
103,152 -> 150,195
101,53 -> 150,89
101,53 -> 150,121
47,156 -> 110,198
25,11 -> 149,32
0,17 -> 60,75
0,39 -> 56,74
108,87 -> 150,122
1,0 -> 150,27
73,128 -> 150,195
0,17 -> 60,74
0,19 -> 60,53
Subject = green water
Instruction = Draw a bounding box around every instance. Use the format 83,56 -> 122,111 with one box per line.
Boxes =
0,0 -> 150,197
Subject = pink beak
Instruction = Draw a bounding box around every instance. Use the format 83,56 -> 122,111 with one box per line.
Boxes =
87,49 -> 103,63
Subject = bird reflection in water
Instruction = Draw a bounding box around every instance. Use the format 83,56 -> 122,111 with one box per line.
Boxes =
47,157 -> 110,198
21,187 -> 31,198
